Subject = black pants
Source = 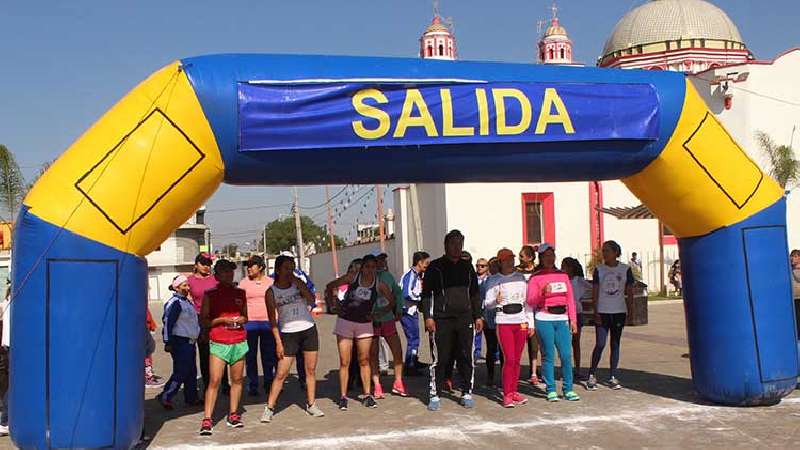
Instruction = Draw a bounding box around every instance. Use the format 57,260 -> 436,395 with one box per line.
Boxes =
199,337 -> 229,393
484,328 -> 503,384
794,299 -> 800,340
429,316 -> 475,398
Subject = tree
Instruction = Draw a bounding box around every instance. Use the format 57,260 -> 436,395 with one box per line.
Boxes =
0,144 -> 25,219
263,215 -> 344,255
26,160 -> 53,192
756,131 -> 799,189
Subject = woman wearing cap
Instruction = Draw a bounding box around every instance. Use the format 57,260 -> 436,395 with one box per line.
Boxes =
239,255 -> 276,397
261,255 -> 324,422
188,252 -> 228,396
484,249 -> 534,407
325,254 -> 394,410
199,259 -> 248,435
527,244 -> 580,402
157,275 -> 201,409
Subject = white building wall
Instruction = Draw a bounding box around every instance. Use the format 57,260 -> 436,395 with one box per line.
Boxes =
443,181 -> 591,263
309,239 -> 400,288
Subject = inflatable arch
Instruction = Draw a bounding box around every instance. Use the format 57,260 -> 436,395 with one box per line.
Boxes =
11,54 -> 799,448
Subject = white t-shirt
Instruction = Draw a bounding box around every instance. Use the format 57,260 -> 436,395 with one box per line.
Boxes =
271,284 -> 314,333
483,272 -> 533,326
571,277 -> 588,315
593,263 -> 634,314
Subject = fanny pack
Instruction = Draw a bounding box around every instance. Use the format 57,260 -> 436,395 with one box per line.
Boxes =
496,303 -> 523,315
546,305 -> 567,314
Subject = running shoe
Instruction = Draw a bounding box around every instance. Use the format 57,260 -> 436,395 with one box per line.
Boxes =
546,392 -> 560,402
511,392 -> 528,406
306,402 -> 325,417
391,380 -> 408,397
461,393 -> 475,409
156,393 -> 173,410
586,374 -> 598,391
199,418 -> 213,436
145,377 -> 164,388
502,394 -> 516,408
0,424 -> 8,436
362,395 -> 378,408
443,378 -> 454,392
427,396 -> 441,412
608,377 -> 622,390
528,375 -> 541,386
373,383 -> 386,399
337,397 -> 348,411
260,407 -> 274,423
226,413 -> 243,428
564,391 -> 581,401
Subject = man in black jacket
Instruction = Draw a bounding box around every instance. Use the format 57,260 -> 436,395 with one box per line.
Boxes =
421,230 -> 483,411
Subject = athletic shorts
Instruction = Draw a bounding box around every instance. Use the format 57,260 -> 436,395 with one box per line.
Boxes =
209,341 -> 249,365
281,325 -> 319,356
598,313 -> 627,330
373,320 -> 398,337
334,317 -> 374,339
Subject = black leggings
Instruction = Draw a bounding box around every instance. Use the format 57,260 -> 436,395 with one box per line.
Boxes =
484,328 -> 503,383
590,313 -> 626,379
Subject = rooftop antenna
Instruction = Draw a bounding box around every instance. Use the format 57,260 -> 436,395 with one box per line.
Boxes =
537,19 -> 545,36
551,1 -> 558,20
433,0 -> 440,18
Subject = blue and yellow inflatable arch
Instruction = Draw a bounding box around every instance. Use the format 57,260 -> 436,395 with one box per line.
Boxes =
12,54 -> 799,448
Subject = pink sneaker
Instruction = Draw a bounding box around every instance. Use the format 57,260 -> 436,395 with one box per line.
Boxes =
528,375 -> 541,386
502,394 -> 516,408
511,392 -> 528,406
373,383 -> 386,399
444,378 -> 454,392
391,380 -> 408,397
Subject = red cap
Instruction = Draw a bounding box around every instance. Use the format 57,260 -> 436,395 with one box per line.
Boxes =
497,248 -> 515,261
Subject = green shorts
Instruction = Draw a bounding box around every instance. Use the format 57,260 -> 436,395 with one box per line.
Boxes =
209,341 -> 249,365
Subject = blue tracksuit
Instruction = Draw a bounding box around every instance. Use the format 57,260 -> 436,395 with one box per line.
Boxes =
400,267 -> 423,368
160,293 -> 201,403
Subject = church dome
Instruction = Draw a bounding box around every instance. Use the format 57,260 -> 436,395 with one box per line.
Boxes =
602,0 -> 745,58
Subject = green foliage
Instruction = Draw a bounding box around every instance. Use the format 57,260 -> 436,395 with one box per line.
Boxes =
0,144 -> 25,219
263,215 -> 344,255
756,131 -> 799,189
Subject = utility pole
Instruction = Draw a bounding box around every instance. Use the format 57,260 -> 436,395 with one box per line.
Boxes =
376,184 -> 386,252
293,187 -> 305,272
409,184 -> 424,251
262,224 -> 268,255
325,186 -> 340,277
658,220 -> 666,296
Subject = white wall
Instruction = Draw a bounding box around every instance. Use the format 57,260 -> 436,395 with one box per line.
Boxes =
309,238 -> 400,289
443,181 -> 591,263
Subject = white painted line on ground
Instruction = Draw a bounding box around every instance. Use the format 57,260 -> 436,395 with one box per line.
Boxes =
154,399 -> 800,450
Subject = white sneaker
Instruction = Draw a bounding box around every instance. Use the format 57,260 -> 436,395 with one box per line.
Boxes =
0,424 -> 8,436
260,406 -> 274,423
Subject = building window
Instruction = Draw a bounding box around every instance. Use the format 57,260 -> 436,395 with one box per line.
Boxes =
521,193 -> 555,246
636,45 -> 643,54
549,48 -> 554,59
560,48 -> 565,59
439,44 -> 444,55
700,39 -> 706,48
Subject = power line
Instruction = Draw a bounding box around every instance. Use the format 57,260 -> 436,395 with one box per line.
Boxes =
206,203 -> 290,214
298,185 -> 349,210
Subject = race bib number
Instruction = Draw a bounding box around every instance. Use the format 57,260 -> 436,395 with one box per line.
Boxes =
549,282 -> 568,294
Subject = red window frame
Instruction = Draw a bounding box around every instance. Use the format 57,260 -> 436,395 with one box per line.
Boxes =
521,193 -> 555,247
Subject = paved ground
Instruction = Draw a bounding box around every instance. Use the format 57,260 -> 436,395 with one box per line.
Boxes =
4,301 -> 799,449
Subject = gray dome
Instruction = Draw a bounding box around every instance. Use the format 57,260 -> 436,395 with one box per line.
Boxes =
602,0 -> 745,57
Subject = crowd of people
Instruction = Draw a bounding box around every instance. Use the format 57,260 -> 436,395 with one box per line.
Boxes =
151,228 -> 646,436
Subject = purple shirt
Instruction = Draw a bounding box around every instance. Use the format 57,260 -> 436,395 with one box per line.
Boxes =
187,274 -> 218,313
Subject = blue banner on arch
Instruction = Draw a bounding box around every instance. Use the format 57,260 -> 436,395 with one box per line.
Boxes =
238,81 -> 659,151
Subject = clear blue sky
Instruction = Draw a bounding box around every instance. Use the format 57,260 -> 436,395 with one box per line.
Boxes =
2,0 -> 798,246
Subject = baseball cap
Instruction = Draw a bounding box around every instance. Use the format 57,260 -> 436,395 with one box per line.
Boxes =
537,243 -> 555,254
497,248 -> 515,261
195,252 -> 213,266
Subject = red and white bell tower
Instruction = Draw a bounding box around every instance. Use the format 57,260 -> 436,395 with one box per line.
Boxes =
538,3 -> 573,65
420,2 -> 457,61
